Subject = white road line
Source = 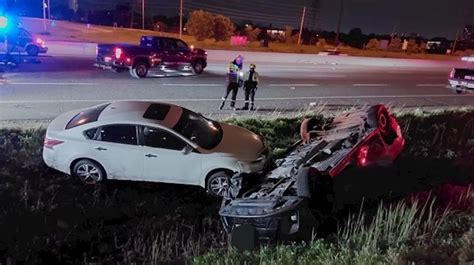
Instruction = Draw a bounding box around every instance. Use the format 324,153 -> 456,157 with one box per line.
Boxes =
1,93 -> 472,104
162,83 -> 221,87
353,84 -> 389,87
269,84 -> 319,87
416,84 -> 447,87
7,82 -> 99,86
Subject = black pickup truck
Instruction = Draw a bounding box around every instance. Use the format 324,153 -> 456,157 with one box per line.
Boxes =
95,36 -> 207,78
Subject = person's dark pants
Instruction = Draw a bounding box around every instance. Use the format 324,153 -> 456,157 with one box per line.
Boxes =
242,86 -> 256,110
220,82 -> 239,109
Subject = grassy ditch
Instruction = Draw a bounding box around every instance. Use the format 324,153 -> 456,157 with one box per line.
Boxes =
0,109 -> 473,264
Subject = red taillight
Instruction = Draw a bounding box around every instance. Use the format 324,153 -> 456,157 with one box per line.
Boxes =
44,138 -> 64,149
449,69 -> 455,78
115,48 -> 122,59
357,145 -> 369,167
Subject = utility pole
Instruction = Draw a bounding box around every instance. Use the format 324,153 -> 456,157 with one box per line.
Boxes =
452,29 -> 460,55
141,0 -> 145,30
390,24 -> 397,42
335,0 -> 344,46
298,6 -> 306,45
42,0 -> 47,31
179,0 -> 183,38
47,0 -> 51,19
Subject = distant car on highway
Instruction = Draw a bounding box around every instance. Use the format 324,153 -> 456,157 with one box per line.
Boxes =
449,67 -> 474,94
461,55 -> 474,62
0,27 -> 48,56
94,36 -> 207,78
42,101 -> 269,197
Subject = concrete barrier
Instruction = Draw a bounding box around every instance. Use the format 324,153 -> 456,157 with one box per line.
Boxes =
44,40 -> 469,69
47,41 -> 97,57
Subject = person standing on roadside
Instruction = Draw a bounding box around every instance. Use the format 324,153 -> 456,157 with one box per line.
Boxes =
219,55 -> 244,110
241,63 -> 259,110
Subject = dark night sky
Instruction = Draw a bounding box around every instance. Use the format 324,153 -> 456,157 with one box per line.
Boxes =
83,0 -> 473,38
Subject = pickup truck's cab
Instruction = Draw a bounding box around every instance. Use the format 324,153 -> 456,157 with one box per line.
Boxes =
95,36 -> 207,78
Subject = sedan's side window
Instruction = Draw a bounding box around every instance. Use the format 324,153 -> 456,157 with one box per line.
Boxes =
143,126 -> 186,151
84,128 -> 98,139
98,125 -> 138,145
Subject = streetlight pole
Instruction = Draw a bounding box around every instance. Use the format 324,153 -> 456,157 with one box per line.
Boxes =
142,0 -> 145,30
298,6 -> 306,45
335,0 -> 344,46
47,0 -> 51,19
179,0 -> 183,38
42,0 -> 47,31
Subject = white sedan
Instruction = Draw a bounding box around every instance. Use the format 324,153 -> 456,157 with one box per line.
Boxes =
43,101 -> 269,196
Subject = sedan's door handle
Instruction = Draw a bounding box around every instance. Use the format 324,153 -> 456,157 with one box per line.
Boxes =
145,154 -> 157,158
95,147 -> 107,151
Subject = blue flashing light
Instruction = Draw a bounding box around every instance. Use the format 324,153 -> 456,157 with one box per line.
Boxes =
0,16 -> 8,29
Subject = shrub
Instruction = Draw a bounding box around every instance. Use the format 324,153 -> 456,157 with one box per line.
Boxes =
186,10 -> 215,41
389,37 -> 402,52
365,38 -> 380,51
213,15 -> 235,41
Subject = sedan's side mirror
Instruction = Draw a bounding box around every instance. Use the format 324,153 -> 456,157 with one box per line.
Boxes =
182,145 -> 193,155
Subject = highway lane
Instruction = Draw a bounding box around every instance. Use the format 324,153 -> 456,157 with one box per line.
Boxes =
0,52 -> 473,121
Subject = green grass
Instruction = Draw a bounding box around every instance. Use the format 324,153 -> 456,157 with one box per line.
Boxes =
0,108 -> 473,264
194,199 -> 473,265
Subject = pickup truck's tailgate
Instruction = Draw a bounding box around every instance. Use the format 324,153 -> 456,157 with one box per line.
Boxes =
96,44 -> 115,62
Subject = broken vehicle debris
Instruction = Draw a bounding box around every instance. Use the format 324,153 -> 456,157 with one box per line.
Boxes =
219,105 -> 405,246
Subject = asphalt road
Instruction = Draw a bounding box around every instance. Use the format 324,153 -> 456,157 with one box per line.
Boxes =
0,49 -> 473,121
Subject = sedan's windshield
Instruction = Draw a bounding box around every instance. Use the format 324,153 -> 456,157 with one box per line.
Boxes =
172,109 -> 223,149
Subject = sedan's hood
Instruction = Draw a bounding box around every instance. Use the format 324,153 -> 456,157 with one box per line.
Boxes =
210,123 -> 265,160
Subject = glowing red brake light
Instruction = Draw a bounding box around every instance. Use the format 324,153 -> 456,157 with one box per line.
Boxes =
44,138 -> 64,149
357,145 -> 369,167
115,48 -> 122,59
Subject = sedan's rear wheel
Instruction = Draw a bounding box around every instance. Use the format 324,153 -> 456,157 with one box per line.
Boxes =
206,171 -> 231,197
73,159 -> 105,185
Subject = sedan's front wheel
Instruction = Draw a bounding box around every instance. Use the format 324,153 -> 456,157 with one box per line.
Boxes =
206,171 -> 231,197
72,159 -> 105,185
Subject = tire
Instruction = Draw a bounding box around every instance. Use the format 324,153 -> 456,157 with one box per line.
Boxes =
367,105 -> 395,144
72,159 -> 106,185
192,60 -> 204,74
26,45 -> 39,56
456,88 -> 463,94
130,61 -> 148,78
111,67 -> 122,73
206,170 -> 232,197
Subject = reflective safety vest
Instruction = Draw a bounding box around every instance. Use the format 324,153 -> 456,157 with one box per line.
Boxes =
243,70 -> 259,83
227,62 -> 241,83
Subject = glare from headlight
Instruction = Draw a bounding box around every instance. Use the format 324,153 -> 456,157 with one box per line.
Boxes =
290,213 -> 298,222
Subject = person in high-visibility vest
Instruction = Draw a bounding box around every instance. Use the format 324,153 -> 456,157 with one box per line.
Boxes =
219,56 -> 243,110
241,63 -> 259,110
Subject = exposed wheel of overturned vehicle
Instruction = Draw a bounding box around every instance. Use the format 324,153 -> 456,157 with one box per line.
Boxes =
130,61 -> 149,78
72,159 -> 106,185
367,104 -> 397,145
192,60 -> 205,74
206,170 -> 232,197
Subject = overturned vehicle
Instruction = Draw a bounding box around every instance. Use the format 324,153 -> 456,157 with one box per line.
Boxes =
219,105 -> 405,245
